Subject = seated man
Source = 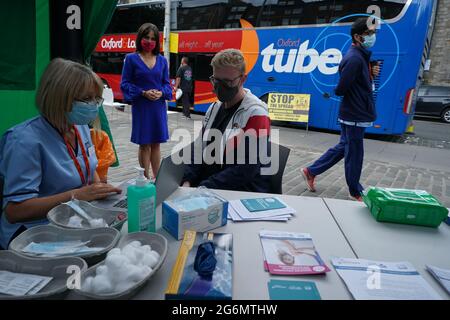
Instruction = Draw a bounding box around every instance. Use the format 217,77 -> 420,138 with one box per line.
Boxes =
182,49 -> 272,193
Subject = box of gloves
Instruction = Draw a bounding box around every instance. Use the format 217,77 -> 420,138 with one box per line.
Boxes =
162,188 -> 228,240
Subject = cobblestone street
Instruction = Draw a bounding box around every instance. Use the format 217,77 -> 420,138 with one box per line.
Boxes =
107,108 -> 450,208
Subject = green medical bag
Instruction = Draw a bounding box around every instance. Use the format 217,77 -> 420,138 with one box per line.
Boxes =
362,187 -> 448,228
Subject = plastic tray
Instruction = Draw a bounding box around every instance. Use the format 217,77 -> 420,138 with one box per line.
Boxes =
47,201 -> 127,231
0,251 -> 87,300
74,232 -> 168,299
8,225 -> 120,266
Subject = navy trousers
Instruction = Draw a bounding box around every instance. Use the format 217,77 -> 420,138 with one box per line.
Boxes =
308,124 -> 366,196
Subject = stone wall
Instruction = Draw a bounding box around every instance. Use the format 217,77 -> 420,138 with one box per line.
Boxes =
423,0 -> 450,86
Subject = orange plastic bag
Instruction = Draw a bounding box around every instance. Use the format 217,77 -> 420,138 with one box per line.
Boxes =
90,129 -> 116,183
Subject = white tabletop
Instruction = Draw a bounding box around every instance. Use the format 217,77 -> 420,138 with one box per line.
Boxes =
125,188 -> 356,300
323,198 -> 450,299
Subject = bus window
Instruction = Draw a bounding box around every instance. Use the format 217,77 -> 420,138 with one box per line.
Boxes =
91,52 -> 126,75
259,0 -> 408,27
194,54 -> 214,81
169,53 -> 179,79
175,0 -> 266,30
106,4 -> 165,34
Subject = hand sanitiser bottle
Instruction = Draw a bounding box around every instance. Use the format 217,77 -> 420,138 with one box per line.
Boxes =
127,168 -> 156,233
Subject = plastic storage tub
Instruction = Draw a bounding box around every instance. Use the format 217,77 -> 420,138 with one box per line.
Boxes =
47,201 -> 127,231
74,232 -> 168,299
362,187 -> 449,228
0,251 -> 87,300
8,225 -> 120,265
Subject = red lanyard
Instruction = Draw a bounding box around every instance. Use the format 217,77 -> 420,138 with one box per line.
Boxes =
63,126 -> 91,186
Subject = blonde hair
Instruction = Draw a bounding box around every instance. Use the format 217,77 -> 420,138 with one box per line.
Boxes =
36,58 -> 103,132
211,49 -> 246,75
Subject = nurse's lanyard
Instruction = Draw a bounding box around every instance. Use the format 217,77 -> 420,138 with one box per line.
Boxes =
63,126 -> 91,186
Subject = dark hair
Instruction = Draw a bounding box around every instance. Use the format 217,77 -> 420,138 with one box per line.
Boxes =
182,56 -> 189,64
136,23 -> 160,55
351,17 -> 370,42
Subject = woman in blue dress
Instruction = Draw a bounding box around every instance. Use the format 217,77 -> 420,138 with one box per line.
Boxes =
121,23 -> 172,179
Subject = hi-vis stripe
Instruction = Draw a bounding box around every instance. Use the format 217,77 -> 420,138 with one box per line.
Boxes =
166,230 -> 196,294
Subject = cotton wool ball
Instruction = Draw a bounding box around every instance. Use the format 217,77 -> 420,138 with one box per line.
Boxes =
120,264 -> 145,283
105,252 -> 130,272
96,265 -> 109,277
92,275 -> 113,294
133,246 -> 145,263
107,248 -> 121,257
141,245 -> 152,253
149,250 -> 160,262
141,265 -> 152,278
122,245 -> 139,264
141,252 -> 158,268
89,218 -> 107,228
82,276 -> 94,292
68,215 -> 83,228
129,241 -> 142,248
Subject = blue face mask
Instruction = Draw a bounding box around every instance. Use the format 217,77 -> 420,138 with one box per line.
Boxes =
67,101 -> 99,125
362,34 -> 376,49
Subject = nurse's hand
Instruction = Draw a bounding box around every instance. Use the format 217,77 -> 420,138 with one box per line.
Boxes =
74,183 -> 122,201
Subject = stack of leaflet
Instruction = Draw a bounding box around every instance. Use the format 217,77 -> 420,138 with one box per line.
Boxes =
228,197 -> 295,222
332,258 -> 442,300
426,265 -> 450,295
259,230 -> 330,275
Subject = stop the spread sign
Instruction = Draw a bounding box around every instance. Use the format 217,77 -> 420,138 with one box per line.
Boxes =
268,93 -> 311,123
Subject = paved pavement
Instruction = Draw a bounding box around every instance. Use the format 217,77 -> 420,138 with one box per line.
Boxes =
106,107 -> 450,208
377,118 -> 450,150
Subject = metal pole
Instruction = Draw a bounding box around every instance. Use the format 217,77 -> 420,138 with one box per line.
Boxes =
164,0 -> 171,66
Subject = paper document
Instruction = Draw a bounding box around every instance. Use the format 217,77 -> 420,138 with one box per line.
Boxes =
241,197 -> 286,212
332,258 -> 442,300
228,198 -> 295,222
228,205 -> 291,222
268,280 -> 321,300
0,271 -> 52,296
427,265 -> 450,295
259,230 -> 330,275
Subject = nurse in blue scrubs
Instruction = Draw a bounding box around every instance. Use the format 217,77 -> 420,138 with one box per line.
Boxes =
0,58 -> 121,249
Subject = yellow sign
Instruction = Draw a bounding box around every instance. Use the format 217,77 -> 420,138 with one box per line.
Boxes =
169,33 -> 179,53
268,93 -> 310,123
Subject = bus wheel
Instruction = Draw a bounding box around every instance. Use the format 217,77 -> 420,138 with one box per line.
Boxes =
442,107 -> 450,123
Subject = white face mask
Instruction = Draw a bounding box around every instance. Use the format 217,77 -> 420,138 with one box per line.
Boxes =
362,34 -> 376,49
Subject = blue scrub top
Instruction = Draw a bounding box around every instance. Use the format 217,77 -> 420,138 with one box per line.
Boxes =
0,116 -> 98,248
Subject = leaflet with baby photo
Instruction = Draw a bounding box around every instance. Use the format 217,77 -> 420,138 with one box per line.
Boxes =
259,230 -> 330,275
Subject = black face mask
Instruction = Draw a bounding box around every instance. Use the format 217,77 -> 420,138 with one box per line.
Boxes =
213,82 -> 239,103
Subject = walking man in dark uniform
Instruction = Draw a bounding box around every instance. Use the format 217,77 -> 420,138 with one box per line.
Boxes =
301,17 -> 380,201
175,57 -> 193,119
